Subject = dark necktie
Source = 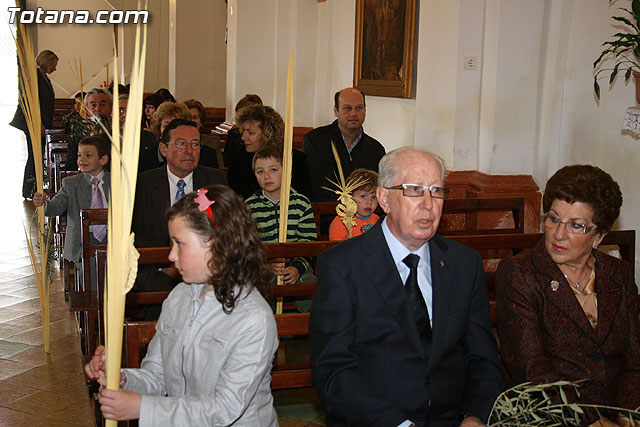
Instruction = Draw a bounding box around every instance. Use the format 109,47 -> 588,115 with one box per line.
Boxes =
403,254 -> 432,344
175,179 -> 186,204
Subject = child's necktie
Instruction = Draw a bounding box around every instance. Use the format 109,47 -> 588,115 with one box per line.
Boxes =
91,177 -> 107,242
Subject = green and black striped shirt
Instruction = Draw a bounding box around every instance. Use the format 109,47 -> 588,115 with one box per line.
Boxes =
246,188 -> 317,274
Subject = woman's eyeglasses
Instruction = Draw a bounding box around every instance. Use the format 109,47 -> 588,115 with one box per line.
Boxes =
543,213 -> 595,235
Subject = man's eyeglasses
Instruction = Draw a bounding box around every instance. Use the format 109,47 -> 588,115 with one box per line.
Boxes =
543,213 -> 596,235
385,184 -> 450,199
165,141 -> 201,150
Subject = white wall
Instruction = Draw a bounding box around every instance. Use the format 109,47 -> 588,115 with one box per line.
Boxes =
31,0 -> 115,97
174,0 -> 227,105
30,0 -> 226,104
226,0 -> 640,277
560,0 -> 640,273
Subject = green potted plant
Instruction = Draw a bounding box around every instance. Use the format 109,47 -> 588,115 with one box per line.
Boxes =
593,0 -> 640,99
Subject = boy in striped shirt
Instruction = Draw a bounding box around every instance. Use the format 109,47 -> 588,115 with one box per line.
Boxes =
246,145 -> 317,288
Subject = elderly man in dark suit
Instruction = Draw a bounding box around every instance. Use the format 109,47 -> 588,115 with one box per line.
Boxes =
132,119 -> 226,297
310,147 -> 504,427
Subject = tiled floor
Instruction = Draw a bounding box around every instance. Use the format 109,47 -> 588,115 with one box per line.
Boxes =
0,106 -> 96,426
0,105 -> 324,426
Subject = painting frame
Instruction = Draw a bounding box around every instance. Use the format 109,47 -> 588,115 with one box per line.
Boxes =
353,0 -> 416,99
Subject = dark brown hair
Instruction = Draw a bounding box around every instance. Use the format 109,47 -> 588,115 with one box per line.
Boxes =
347,168 -> 378,194
235,105 -> 284,149
252,145 -> 283,170
156,88 -> 176,103
166,185 -> 272,313
543,164 -> 622,234
143,93 -> 164,109
79,136 -> 110,160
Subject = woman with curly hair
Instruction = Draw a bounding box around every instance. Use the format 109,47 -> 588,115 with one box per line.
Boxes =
149,102 -> 191,141
227,104 -> 312,199
496,165 -> 640,426
85,185 -> 278,426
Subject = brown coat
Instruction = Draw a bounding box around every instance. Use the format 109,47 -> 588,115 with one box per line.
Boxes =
496,239 -> 640,423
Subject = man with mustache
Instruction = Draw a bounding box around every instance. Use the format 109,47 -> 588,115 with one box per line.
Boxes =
310,147 -> 504,427
131,119 -> 226,305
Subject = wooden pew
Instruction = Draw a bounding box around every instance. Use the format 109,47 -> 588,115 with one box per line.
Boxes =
69,208 -> 107,355
202,107 -> 226,135
292,126 -> 313,151
53,98 -> 74,129
441,197 -> 525,235
124,320 -> 158,369
87,247 -> 175,351
312,197 -> 526,240
211,121 -> 233,147
109,231 -> 638,391
123,312 -> 316,389
117,229 -> 634,313
44,131 -> 69,192
119,241 -> 337,390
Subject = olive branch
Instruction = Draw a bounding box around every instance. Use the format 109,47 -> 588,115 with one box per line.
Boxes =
488,380 -> 640,426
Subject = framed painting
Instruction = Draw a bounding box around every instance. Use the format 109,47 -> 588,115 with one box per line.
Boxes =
353,0 -> 416,98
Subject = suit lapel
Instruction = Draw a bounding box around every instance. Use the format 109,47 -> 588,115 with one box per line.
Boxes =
192,167 -> 203,189
360,223 -> 427,361
102,173 -> 111,205
593,252 -> 621,344
427,235 -> 452,366
158,166 -> 171,211
78,174 -> 92,207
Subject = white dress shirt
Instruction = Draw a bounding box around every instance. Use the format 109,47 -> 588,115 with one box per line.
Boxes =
381,217 -> 433,327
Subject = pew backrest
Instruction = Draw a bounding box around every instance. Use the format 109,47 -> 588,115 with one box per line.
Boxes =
119,230 -> 635,390
79,208 -> 108,291
46,139 -> 69,192
312,197 -> 526,240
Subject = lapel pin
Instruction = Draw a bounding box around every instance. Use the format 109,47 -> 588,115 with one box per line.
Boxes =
550,280 -> 559,292
440,260 -> 445,268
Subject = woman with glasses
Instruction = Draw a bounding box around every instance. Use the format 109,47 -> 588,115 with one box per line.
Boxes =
496,165 -> 640,426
